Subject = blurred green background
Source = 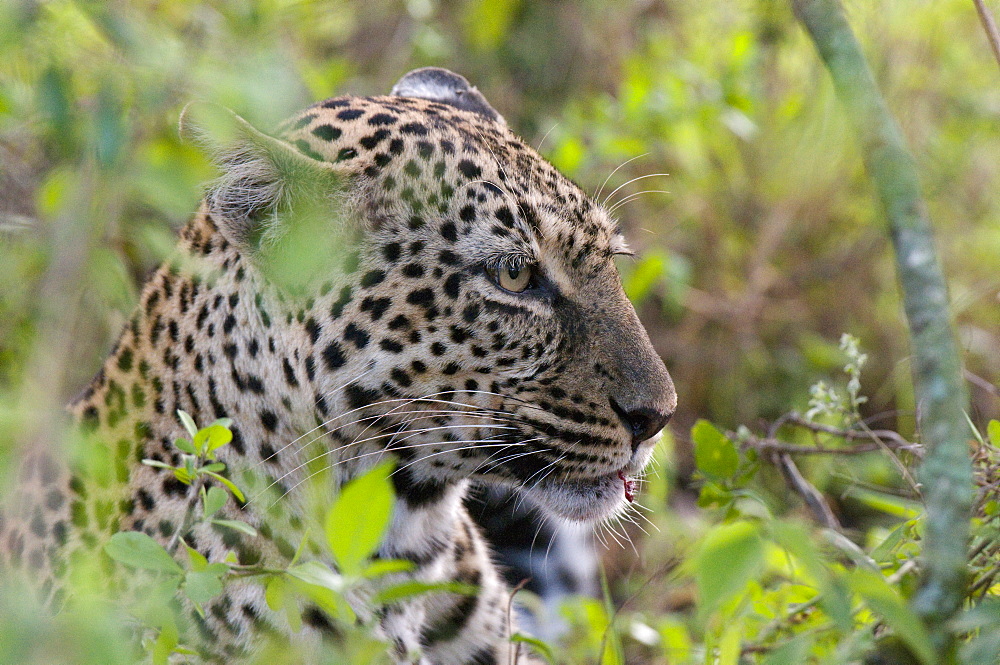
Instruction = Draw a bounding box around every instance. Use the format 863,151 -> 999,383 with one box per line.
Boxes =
1,0 -> 999,661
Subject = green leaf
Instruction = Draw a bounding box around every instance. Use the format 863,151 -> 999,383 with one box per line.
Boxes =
287,561 -> 345,593
142,459 -> 175,471
210,519 -> 257,537
870,520 -> 911,564
194,423 -> 233,458
173,437 -> 196,455
818,575 -> 854,632
325,462 -> 395,576
762,635 -> 813,665
185,544 -> 208,572
988,420 -> 1000,447
151,621 -> 179,665
361,559 -> 416,578
177,409 -> 199,439
202,486 -> 228,519
265,577 -> 286,611
510,633 -> 556,664
692,420 -> 739,479
371,580 -> 478,605
104,531 -> 183,575
848,569 -> 935,665
184,570 -> 224,604
955,600 -> 1000,665
202,470 -> 246,502
841,486 -> 921,519
696,520 -> 764,616
718,619 -> 742,665
262,576 -> 304,632
289,576 -> 356,624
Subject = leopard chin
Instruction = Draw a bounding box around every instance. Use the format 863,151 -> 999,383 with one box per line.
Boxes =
522,436 -> 659,523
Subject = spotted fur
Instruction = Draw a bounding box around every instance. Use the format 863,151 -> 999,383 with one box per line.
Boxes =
0,68 -> 675,664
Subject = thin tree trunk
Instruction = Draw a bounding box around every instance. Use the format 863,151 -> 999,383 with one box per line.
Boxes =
791,0 -> 972,660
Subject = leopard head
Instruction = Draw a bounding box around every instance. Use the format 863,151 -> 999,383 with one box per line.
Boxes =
194,68 -> 675,523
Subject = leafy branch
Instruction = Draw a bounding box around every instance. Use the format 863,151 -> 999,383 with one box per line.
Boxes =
102,413 -> 478,663
140,411 -> 252,553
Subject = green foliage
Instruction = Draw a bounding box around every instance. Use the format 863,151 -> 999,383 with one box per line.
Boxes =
104,531 -> 183,575
695,520 -> 766,617
142,411 -> 248,505
1,1 -> 998,663
692,419 -> 739,480
325,461 -> 394,576
93,414 -> 460,662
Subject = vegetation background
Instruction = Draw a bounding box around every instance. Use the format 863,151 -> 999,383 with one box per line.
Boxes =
1,0 -> 998,663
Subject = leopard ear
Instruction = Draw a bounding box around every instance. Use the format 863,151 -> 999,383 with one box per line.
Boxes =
180,102 -> 344,250
390,67 -> 505,125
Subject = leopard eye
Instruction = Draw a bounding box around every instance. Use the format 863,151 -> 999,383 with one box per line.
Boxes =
487,264 -> 535,293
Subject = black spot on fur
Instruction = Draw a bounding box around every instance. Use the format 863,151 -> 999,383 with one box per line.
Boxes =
360,270 -> 386,288
283,358 -> 299,387
260,410 -> 278,432
406,288 -> 435,309
392,468 -> 448,508
330,286 -> 353,318
400,122 -> 428,136
323,342 -> 347,369
305,317 -> 321,344
343,323 -> 370,349
344,383 -> 381,410
359,129 -> 390,150
382,242 -> 402,262
444,274 -> 462,299
360,297 -> 392,320
457,160 -> 481,179
367,113 -> 398,126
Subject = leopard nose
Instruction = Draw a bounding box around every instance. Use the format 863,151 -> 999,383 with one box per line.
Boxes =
609,399 -> 673,450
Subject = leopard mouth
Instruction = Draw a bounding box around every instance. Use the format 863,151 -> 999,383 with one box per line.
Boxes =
521,466 -> 636,523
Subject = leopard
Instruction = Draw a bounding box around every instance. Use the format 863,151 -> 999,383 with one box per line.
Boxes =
0,67 -> 676,664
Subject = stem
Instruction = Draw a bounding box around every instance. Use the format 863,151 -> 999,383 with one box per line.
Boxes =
167,475 -> 205,554
791,0 -> 972,658
973,0 -> 1000,70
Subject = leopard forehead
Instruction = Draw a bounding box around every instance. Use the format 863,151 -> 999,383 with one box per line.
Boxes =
278,95 -> 626,274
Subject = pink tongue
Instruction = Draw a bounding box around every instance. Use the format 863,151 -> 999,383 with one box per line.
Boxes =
617,471 -> 636,502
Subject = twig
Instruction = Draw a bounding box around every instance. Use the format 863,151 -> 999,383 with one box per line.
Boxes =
776,452 -> 843,530
506,577 -> 530,665
965,368 -> 1000,399
166,475 -> 206,554
973,0 -> 1000,70
731,416 -> 922,457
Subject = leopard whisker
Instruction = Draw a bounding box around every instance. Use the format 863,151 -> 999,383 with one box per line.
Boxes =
254,367 -> 377,465
535,122 -> 560,153
389,438 -> 537,477
602,172 -> 671,207
253,422 -> 519,503
290,391 -> 534,456
594,153 -> 649,202
629,503 -> 660,533
474,444 -> 551,477
265,405 -> 524,472
267,438 -> 526,508
607,189 -> 671,215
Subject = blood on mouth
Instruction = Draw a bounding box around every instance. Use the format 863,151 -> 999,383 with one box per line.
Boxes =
617,470 -> 636,502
